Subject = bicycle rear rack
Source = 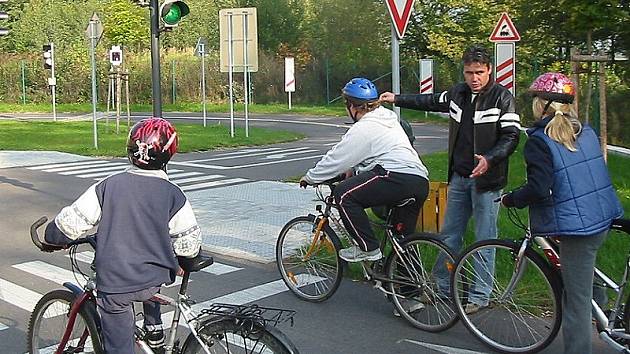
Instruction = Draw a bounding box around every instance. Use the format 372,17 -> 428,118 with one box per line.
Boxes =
197,303 -> 296,328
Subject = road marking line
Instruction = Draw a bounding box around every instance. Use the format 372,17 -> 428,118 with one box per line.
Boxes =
181,178 -> 249,191
158,275 -> 322,329
208,147 -> 283,158
0,278 -> 41,312
166,171 -> 203,179
28,160 -> 109,170
184,147 -> 313,163
16,259 -> 184,289
68,251 -> 242,276
59,164 -> 128,175
44,162 -> 124,173
0,322 -> 8,331
264,149 -> 318,159
80,168 -> 183,179
171,155 -> 322,170
173,174 -> 224,185
400,339 -> 488,354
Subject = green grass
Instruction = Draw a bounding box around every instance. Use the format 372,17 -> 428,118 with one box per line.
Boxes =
0,120 -> 304,157
0,102 -> 448,124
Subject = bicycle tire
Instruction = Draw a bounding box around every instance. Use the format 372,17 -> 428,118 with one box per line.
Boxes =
181,318 -> 297,354
385,233 -> 458,332
276,215 -> 344,302
452,239 -> 562,353
27,289 -> 104,354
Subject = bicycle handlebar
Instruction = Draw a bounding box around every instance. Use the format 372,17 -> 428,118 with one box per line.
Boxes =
30,216 -> 94,252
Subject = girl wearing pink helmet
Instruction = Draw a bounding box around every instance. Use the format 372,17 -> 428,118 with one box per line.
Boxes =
501,73 -> 623,354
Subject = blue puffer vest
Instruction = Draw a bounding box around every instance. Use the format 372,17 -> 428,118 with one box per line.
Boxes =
528,123 -> 623,237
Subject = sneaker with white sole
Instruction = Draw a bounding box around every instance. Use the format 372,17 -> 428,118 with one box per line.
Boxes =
339,246 -> 383,262
393,298 -> 426,317
464,302 -> 487,314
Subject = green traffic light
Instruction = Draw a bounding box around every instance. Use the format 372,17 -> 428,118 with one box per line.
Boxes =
162,3 -> 183,25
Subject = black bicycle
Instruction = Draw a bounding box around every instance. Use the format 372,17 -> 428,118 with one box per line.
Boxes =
275,176 -> 457,332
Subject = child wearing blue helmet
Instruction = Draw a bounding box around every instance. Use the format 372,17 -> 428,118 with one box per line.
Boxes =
300,78 -> 429,261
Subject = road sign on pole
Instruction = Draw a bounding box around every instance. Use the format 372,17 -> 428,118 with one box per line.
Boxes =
110,45 -> 123,67
495,43 -> 516,95
489,12 -> 520,42
285,57 -> 295,110
385,0 -> 415,39
419,59 -> 433,94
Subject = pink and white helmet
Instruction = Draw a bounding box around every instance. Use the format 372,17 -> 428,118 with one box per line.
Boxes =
528,72 -> 576,104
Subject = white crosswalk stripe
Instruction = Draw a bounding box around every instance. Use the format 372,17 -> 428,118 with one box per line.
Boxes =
25,160 -> 251,191
0,278 -> 42,313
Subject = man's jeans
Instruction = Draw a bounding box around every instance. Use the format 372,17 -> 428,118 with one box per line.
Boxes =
433,173 -> 501,306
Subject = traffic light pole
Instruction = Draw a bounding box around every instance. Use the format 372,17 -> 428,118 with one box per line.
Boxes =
150,0 -> 162,118
51,42 -> 57,122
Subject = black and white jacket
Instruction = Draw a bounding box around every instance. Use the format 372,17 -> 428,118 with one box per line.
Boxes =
45,167 -> 201,294
395,81 -> 520,192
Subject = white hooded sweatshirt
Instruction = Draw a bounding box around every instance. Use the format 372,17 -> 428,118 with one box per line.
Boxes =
304,106 -> 429,184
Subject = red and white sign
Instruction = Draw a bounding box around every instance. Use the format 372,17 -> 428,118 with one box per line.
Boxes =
494,43 -> 516,95
419,59 -> 433,94
489,12 -> 520,42
284,57 -> 295,93
385,0 -> 416,39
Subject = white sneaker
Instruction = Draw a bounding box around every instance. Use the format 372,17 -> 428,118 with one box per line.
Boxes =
393,299 -> 425,317
339,246 -> 382,262
464,303 -> 487,314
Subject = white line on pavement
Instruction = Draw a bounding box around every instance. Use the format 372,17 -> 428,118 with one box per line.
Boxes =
264,149 -> 319,159
0,322 -> 8,331
28,160 -> 109,170
44,162 -> 124,173
59,163 -> 128,175
181,178 -> 249,192
171,155 -> 322,170
400,339 -> 488,354
0,278 -> 41,312
166,171 -> 203,179
173,174 -> 224,185
183,146 -> 312,163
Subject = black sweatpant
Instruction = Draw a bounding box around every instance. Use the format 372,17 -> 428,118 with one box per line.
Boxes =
333,165 -> 429,252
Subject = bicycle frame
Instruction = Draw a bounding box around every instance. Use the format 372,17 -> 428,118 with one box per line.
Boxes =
310,184 -> 426,295
505,228 -> 630,352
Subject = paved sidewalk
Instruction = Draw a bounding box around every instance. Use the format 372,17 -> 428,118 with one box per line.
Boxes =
1,151 -> 315,263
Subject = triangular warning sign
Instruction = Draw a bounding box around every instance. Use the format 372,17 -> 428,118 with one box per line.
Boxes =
385,0 -> 416,39
489,12 -> 521,42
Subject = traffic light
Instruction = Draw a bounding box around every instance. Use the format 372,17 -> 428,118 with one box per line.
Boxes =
43,44 -> 54,70
159,0 -> 189,28
0,0 -> 9,36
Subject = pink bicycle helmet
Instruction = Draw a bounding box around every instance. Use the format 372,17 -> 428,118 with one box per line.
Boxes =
127,118 -> 178,170
529,72 -> 576,104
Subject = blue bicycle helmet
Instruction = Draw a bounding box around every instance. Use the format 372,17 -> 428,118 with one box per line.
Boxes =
342,78 -> 378,103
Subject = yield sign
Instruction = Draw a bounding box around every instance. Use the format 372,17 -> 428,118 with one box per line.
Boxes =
489,12 -> 520,42
385,0 -> 415,39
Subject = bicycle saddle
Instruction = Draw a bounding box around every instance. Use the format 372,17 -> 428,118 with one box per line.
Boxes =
178,251 -> 214,273
612,218 -> 630,234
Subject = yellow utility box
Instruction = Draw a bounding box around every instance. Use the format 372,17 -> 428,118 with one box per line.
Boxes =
416,182 -> 448,233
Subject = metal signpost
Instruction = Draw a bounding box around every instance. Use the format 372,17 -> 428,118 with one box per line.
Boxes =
285,57 -> 295,110
85,12 -> 103,149
195,37 -> 208,127
385,0 -> 416,119
489,12 -> 521,96
219,7 -> 258,138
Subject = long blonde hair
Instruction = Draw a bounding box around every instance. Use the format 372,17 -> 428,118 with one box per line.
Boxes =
532,97 -> 582,151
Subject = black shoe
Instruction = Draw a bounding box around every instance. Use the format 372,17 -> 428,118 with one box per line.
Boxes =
145,328 -> 165,354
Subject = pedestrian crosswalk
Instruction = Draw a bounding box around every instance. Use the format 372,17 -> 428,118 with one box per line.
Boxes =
26,159 -> 250,192
0,252 -> 323,353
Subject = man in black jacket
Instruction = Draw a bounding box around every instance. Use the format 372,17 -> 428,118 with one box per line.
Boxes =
380,45 -> 520,314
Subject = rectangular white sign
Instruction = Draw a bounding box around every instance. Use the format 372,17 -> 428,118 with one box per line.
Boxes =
285,57 -> 295,92
420,59 -> 433,94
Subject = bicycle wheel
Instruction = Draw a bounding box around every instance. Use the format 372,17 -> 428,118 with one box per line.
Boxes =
181,318 -> 296,354
452,240 -> 562,353
276,215 -> 344,302
28,289 -> 103,354
386,233 -> 458,332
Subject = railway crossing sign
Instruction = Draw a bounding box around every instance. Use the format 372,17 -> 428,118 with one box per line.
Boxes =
489,12 -> 520,42
385,0 -> 416,39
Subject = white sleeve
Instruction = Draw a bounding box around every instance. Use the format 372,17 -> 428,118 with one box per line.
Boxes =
169,200 -> 201,257
55,183 -> 102,240
304,125 -> 371,184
